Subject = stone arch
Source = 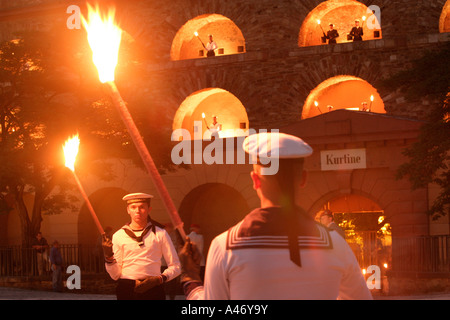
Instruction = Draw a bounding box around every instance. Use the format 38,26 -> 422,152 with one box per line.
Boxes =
178,183 -> 250,253
440,0 -> 450,32
307,187 -> 383,218
170,14 -> 246,61
77,187 -> 128,245
298,0 -> 382,47
172,88 -> 249,139
301,75 -> 385,119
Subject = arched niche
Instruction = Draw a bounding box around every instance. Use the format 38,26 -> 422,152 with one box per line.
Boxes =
301,75 -> 385,119
172,88 -> 249,139
439,0 -> 450,32
170,14 -> 246,61
178,183 -> 249,252
298,0 -> 382,47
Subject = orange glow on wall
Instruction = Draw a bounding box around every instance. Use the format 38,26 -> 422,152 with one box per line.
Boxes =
171,14 -> 246,61
298,0 -> 382,47
173,88 -> 249,139
439,0 -> 450,32
327,194 -> 382,213
302,75 -> 385,119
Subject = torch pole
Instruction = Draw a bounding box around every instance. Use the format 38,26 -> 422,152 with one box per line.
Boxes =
105,81 -> 187,241
71,171 -> 105,235
196,36 -> 206,49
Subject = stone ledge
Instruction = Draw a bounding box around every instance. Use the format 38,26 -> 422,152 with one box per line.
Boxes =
149,32 -> 450,71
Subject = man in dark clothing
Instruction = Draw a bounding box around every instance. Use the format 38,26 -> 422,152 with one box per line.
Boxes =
350,19 -> 364,41
319,210 -> 346,239
326,23 -> 339,44
50,240 -> 64,292
32,232 -> 49,276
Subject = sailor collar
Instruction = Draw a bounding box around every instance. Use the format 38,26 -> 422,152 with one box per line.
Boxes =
122,219 -> 165,247
226,207 -> 333,264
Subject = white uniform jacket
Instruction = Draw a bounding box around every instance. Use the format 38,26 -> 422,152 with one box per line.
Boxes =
186,207 -> 372,300
106,222 -> 181,281
206,41 -> 218,52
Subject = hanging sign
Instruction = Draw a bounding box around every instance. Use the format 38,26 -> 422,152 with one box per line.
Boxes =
321,148 -> 367,171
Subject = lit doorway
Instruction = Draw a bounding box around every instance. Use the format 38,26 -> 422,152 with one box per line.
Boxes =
317,194 -> 391,271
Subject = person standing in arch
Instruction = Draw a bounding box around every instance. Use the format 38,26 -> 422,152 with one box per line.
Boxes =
326,23 -> 339,44
319,209 -> 346,239
206,34 -> 218,57
350,19 -> 364,41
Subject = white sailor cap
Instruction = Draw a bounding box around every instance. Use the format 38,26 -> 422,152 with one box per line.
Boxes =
243,132 -> 313,161
122,193 -> 154,205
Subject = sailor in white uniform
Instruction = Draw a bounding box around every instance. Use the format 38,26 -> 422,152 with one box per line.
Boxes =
207,115 -> 222,139
179,132 -> 372,300
102,193 -> 181,300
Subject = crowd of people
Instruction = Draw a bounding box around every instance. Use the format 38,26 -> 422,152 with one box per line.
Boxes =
30,232 -> 64,292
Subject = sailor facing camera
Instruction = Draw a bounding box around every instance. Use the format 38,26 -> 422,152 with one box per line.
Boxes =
102,193 -> 181,300
350,19 -> 364,41
326,23 -> 340,44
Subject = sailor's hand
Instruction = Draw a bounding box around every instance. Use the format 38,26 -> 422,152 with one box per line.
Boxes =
179,237 -> 202,283
134,276 -> 162,293
101,234 -> 114,260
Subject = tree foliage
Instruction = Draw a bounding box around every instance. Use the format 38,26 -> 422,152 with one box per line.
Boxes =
0,25 -> 179,245
382,43 -> 450,220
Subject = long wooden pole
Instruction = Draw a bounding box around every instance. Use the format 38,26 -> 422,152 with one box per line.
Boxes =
71,171 -> 105,235
105,81 -> 186,241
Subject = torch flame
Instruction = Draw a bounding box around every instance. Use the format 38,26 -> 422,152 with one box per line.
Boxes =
317,19 -> 321,25
370,95 -> 374,102
194,31 -> 199,37
63,135 -> 80,172
82,4 -> 122,83
202,112 -> 206,118
314,101 -> 319,107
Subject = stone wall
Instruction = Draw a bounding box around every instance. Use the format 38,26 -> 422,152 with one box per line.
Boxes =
1,0 -> 449,126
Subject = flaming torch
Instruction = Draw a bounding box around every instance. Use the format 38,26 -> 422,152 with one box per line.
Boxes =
201,112 -> 209,129
194,31 -> 206,49
369,94 -> 374,111
317,19 -> 327,43
82,5 -> 186,240
63,135 -> 104,235
317,19 -> 325,33
314,101 -> 323,114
